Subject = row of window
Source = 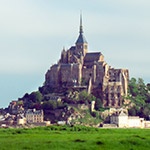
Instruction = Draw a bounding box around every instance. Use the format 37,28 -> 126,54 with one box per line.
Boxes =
104,86 -> 121,93
104,98 -> 122,106
104,93 -> 121,99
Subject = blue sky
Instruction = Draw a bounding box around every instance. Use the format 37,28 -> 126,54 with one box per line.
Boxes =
0,0 -> 150,108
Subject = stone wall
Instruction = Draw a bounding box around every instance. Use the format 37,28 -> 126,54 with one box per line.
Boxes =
45,64 -> 61,87
46,63 -> 82,87
60,64 -> 82,86
44,38 -> 129,108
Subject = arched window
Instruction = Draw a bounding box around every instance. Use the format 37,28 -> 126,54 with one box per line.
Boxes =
117,86 -> 120,92
111,86 -> 114,92
84,45 -> 87,49
117,93 -> 121,98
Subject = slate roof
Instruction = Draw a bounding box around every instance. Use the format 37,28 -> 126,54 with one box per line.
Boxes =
76,33 -> 87,44
26,109 -> 43,115
70,46 -> 76,51
76,13 -> 87,44
84,52 -> 102,62
119,111 -> 128,116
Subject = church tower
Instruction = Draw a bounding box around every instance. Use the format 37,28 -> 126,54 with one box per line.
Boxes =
75,13 -> 88,56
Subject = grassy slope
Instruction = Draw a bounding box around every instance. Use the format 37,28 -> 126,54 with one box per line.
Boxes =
0,126 -> 150,150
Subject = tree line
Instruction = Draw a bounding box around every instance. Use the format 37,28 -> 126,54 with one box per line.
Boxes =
127,78 -> 150,119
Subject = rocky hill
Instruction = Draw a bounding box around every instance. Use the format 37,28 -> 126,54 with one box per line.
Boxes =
3,15 -> 147,126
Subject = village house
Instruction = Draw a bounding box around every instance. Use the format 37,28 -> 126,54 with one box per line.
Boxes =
17,114 -> 26,125
8,100 -> 24,114
110,111 -> 145,128
25,109 -> 44,123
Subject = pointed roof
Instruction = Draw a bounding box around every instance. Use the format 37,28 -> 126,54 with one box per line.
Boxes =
76,13 -> 87,44
119,111 -> 128,116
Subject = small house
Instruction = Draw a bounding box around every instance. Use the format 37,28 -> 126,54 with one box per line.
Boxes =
25,109 -> 44,123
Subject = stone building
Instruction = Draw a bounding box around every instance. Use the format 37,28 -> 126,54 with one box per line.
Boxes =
110,111 -> 144,128
25,109 -> 44,123
44,14 -> 129,108
17,115 -> 26,125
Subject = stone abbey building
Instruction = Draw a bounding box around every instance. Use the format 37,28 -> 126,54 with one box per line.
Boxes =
44,15 -> 129,108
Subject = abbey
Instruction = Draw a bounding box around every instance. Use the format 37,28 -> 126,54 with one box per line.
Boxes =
45,15 -> 129,108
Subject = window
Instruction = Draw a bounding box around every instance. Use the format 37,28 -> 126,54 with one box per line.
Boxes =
111,86 -> 114,92
117,86 -> 120,92
77,45 -> 83,49
84,45 -> 87,49
118,93 -> 120,98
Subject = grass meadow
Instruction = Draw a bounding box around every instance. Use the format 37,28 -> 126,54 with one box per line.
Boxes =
0,125 -> 150,150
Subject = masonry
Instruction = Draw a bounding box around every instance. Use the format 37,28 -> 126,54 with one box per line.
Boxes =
44,14 -> 129,108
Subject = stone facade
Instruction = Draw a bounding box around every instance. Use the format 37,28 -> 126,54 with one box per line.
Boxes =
110,111 -> 145,128
25,109 -> 44,123
44,15 -> 129,108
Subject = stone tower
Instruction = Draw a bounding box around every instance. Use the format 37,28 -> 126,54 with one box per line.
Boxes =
75,13 -> 88,56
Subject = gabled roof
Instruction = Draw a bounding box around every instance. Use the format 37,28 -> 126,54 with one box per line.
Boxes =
26,109 -> 43,115
85,52 -> 102,57
119,111 -> 128,116
76,33 -> 87,44
70,46 -> 76,51
84,52 -> 102,62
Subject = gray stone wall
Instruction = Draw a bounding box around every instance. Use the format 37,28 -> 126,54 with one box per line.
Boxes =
60,64 -> 82,86
44,43 -> 129,108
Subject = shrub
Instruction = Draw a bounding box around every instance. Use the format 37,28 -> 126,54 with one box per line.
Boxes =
91,111 -> 99,119
95,98 -> 103,110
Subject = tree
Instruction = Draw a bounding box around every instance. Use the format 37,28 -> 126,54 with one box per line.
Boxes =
81,78 -> 88,86
57,101 -> 64,109
77,90 -> 90,103
95,98 -> 103,110
30,91 -> 43,103
23,93 -> 29,98
24,100 -> 34,109
92,111 -> 99,118
128,106 -> 137,116
41,101 -> 57,110
91,96 -> 96,102
128,78 -> 138,96
92,88 -> 103,101
147,83 -> 150,91
77,90 -> 97,104
17,101 -> 23,105
128,78 -> 147,106
127,77 -> 150,118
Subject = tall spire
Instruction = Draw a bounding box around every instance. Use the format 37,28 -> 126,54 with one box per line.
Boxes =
80,11 -> 83,34
76,12 -> 87,44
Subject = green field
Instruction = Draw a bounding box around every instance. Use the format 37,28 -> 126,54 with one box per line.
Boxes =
0,125 -> 150,150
